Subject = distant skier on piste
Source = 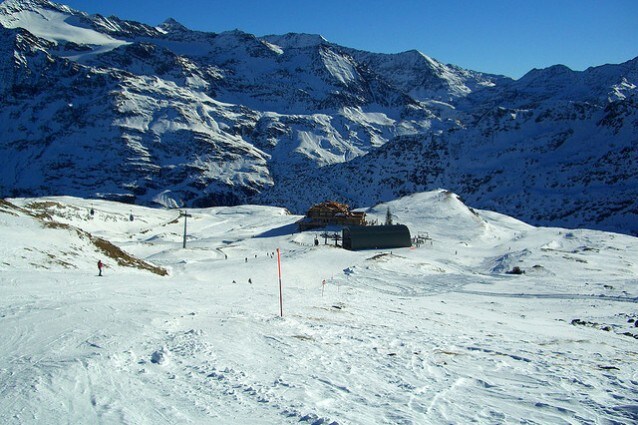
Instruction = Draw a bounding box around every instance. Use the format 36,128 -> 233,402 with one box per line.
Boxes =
97,259 -> 104,276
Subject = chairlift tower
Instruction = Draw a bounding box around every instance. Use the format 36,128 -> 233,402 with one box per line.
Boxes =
179,210 -> 192,248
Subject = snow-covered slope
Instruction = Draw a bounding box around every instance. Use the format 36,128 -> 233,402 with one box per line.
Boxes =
0,0 -> 637,236
1,192 -> 637,424
0,198 -> 167,274
0,0 -> 128,56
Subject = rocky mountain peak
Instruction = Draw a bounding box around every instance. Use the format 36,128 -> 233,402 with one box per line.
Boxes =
157,17 -> 189,33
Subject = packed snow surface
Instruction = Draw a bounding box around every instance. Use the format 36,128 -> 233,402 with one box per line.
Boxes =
1,191 -> 637,424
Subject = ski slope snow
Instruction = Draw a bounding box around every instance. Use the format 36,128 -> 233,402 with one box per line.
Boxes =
1,191 -> 637,424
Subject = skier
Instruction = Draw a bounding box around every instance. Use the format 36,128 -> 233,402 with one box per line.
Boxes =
97,259 -> 104,276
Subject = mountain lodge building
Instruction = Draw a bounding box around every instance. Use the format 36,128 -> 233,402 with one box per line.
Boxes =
298,201 -> 366,230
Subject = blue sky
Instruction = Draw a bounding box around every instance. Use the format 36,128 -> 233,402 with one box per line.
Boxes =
61,0 -> 637,79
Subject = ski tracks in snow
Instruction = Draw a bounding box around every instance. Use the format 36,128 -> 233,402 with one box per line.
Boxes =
316,261 -> 638,424
128,324 -> 343,424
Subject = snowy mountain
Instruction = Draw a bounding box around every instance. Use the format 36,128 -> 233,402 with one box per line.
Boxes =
0,0 -> 637,235
259,87 -> 638,235
2,192 -> 637,423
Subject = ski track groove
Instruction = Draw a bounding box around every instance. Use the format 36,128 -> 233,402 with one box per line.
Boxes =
135,328 -> 342,424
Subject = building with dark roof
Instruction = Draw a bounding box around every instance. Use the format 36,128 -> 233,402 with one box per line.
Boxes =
342,225 -> 412,251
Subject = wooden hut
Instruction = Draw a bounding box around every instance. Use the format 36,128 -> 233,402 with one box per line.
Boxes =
298,201 -> 366,230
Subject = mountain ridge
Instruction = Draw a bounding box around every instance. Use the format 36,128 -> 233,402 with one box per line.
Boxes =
0,0 -> 636,235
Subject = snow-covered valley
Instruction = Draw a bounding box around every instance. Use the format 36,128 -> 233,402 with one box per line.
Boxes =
1,192 -> 637,424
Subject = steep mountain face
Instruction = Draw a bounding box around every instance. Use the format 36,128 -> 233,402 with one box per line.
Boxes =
0,0 -> 636,235
254,56 -> 638,235
259,94 -> 638,234
343,48 -> 505,102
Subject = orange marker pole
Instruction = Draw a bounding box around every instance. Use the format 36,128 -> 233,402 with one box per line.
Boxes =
277,248 -> 283,317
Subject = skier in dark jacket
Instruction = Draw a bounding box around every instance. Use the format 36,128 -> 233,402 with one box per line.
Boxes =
97,260 -> 104,276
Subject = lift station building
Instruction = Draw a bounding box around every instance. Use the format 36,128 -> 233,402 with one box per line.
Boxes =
342,225 -> 412,251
